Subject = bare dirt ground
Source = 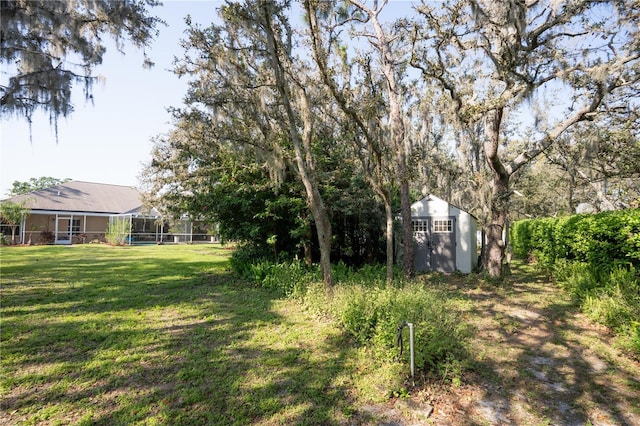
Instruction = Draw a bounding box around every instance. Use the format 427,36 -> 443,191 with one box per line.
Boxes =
365,263 -> 640,426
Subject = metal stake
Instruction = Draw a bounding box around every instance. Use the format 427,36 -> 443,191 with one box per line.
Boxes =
408,322 -> 414,379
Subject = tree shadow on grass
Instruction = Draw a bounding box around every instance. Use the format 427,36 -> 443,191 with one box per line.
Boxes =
439,261 -> 640,425
2,260 -> 359,425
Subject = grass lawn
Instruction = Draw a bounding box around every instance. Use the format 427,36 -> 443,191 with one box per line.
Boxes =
1,245 -> 364,425
2,245 -> 639,425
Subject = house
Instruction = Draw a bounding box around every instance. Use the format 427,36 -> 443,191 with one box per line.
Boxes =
411,194 -> 478,274
1,181 -> 213,245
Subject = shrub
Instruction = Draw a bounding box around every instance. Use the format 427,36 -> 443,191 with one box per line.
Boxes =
255,261 -> 319,297
310,277 -> 468,378
511,209 -> 640,270
554,261 -> 639,357
249,258 -> 470,381
105,218 -> 131,246
229,243 -> 274,279
39,230 -> 54,244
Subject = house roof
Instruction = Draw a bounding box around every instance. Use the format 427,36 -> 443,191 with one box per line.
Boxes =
4,181 -> 146,215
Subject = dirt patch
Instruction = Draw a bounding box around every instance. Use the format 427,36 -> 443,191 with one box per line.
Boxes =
359,264 -> 640,425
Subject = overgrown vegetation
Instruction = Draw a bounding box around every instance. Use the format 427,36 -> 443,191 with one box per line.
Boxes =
511,210 -> 640,357
232,252 -> 470,384
105,217 -> 131,245
4,245 -> 639,425
553,261 -> 640,356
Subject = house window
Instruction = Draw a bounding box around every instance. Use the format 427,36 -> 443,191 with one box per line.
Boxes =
412,220 -> 428,232
71,219 -> 81,234
433,219 -> 453,233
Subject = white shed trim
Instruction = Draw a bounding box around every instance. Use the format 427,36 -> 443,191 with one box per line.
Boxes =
410,194 -> 478,274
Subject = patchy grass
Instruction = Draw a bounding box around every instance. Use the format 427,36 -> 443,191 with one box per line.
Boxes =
2,246 -> 638,425
0,245 -> 369,425
413,261 -> 640,425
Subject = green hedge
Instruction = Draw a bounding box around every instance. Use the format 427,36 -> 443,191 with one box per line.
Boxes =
511,209 -> 640,357
511,209 -> 640,270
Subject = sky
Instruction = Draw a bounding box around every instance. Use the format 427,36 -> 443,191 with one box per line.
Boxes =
0,1 -> 224,198
0,0 -> 417,198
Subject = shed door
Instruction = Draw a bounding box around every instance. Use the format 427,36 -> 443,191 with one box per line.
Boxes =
431,217 -> 456,273
412,219 -> 430,272
412,217 -> 456,273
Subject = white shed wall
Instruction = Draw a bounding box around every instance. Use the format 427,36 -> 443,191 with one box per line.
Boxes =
455,210 -> 478,273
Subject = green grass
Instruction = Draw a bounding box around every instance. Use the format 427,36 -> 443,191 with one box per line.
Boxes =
0,245 -> 371,425
5,246 -> 637,425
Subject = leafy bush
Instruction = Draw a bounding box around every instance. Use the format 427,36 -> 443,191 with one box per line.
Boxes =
242,257 -> 469,381
511,209 -> 640,270
331,260 -> 392,286
39,230 -> 54,244
554,261 -> 640,357
231,245 -> 320,297
255,261 -> 319,297
105,218 -> 131,246
229,243 -> 274,279
330,282 -> 468,380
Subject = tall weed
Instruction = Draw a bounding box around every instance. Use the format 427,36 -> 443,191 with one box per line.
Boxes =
554,260 -> 639,357
249,258 -> 470,383
320,281 -> 468,379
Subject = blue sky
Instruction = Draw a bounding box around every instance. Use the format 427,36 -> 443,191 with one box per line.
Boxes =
0,0 -> 417,198
0,1 -> 223,197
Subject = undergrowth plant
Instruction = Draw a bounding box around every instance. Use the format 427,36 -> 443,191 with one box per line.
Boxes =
554,261 -> 640,357
238,258 -> 470,385
105,217 -> 131,246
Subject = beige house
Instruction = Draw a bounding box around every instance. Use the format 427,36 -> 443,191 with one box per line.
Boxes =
1,181 -> 214,245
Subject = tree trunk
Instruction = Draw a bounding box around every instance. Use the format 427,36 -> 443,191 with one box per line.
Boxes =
484,108 -> 510,279
366,7 -> 413,278
306,186 -> 334,288
400,178 -> 415,278
380,190 -> 394,283
303,220 -> 313,267
486,173 -> 509,278
261,5 -> 333,288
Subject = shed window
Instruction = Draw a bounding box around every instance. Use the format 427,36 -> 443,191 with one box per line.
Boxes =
433,219 -> 453,233
412,220 -> 428,232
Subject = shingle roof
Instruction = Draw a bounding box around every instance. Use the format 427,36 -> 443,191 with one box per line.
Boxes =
4,181 -> 145,214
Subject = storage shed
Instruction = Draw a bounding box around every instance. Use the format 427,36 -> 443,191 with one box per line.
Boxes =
411,194 -> 478,274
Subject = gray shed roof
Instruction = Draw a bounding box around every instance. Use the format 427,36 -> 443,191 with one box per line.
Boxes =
4,181 -> 145,214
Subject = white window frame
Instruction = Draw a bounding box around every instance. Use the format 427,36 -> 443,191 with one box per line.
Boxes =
433,219 -> 453,233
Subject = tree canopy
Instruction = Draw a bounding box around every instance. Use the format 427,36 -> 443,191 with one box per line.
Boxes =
0,0 -> 162,128
7,177 -> 71,196
141,0 -> 639,279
